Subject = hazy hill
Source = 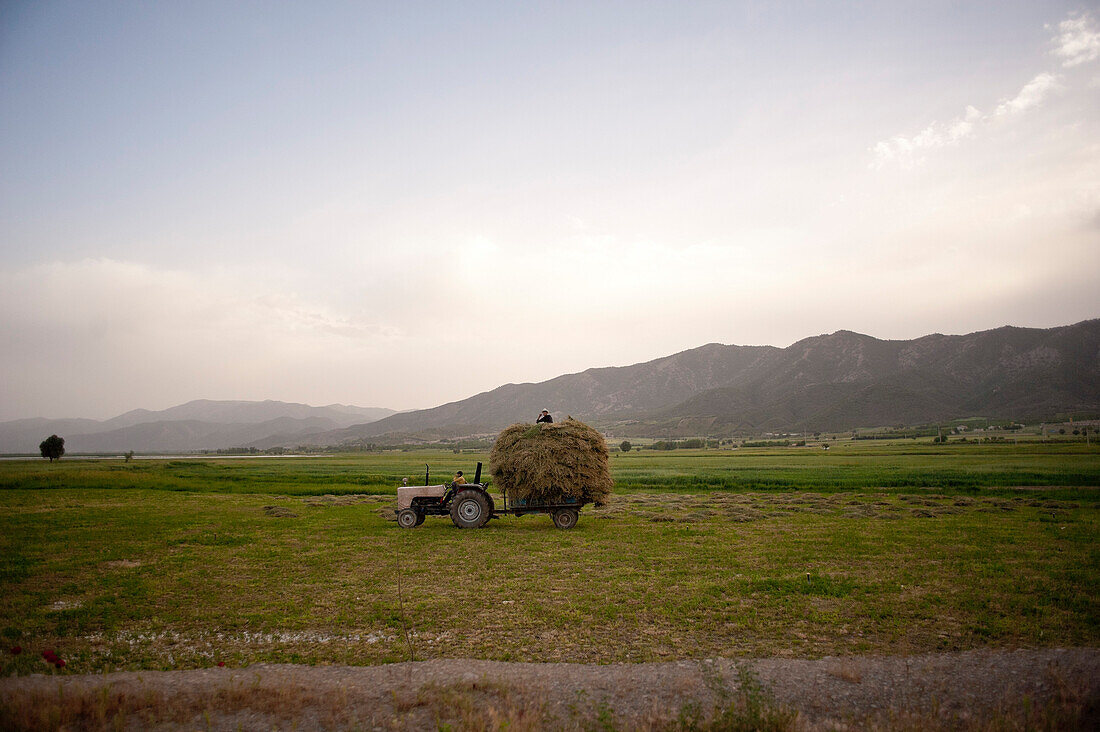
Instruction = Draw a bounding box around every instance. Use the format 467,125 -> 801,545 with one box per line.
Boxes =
99,400 -> 394,430
0,417 -> 104,453
312,319 -> 1100,443
64,417 -> 343,453
0,400 -> 395,454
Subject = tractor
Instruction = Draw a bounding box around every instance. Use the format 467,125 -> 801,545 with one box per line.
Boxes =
395,462 -> 582,529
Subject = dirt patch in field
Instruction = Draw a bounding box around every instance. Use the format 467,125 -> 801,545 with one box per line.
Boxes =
102,560 -> 142,569
44,600 -> 83,612
1,648 -> 1095,730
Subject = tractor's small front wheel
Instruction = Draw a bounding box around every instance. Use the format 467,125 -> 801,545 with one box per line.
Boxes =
397,508 -> 420,529
450,490 -> 491,529
552,508 -> 579,529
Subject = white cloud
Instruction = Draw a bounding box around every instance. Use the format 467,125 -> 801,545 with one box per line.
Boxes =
872,68 -> 1063,168
1052,12 -> 1100,67
871,68 -> 1063,170
993,72 -> 1061,116
871,11 -> 1100,170
947,105 -> 982,139
870,105 -> 982,170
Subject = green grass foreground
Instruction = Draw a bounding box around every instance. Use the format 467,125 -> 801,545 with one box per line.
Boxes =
1,443 -> 1098,675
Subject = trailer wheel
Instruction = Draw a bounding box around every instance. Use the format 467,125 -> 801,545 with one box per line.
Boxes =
397,508 -> 420,529
552,508 -> 579,529
450,490 -> 490,529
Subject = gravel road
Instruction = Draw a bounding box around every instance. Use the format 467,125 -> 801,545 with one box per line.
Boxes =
2,648 -> 1096,730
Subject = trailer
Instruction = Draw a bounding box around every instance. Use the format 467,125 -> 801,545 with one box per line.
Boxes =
395,462 -> 584,529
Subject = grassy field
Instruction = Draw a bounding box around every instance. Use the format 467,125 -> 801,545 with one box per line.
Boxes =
1,443 -> 1098,677
3,441 -> 1099,495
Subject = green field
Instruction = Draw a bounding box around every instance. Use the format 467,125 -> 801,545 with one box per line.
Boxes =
1,443 -> 1098,676
4,441 -> 1099,495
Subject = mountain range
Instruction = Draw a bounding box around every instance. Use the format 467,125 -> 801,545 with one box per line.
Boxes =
306,319 -> 1100,444
4,319 -> 1097,453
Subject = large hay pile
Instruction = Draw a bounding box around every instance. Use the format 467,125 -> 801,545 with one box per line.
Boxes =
490,418 -> 613,506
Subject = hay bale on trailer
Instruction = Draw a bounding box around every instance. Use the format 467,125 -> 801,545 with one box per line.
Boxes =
489,418 -> 613,506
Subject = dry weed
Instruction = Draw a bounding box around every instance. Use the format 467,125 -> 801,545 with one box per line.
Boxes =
825,662 -> 864,684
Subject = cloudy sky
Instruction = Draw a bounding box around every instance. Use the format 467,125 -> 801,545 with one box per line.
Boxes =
2,1 -> 1098,420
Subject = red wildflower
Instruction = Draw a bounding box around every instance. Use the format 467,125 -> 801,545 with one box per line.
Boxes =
42,650 -> 56,661
217,661 -> 225,667
55,659 -> 66,668
9,646 -> 21,655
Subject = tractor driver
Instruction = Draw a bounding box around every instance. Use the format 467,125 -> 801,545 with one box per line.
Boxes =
453,470 -> 466,485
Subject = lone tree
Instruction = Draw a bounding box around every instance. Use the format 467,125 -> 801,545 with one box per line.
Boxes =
619,440 -> 632,452
40,434 -> 65,461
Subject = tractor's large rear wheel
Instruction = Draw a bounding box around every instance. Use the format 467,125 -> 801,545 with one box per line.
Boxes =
450,490 -> 491,529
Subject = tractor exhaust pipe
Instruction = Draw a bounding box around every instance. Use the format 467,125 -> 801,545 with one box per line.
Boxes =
425,464 -> 430,486
474,462 -> 483,484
